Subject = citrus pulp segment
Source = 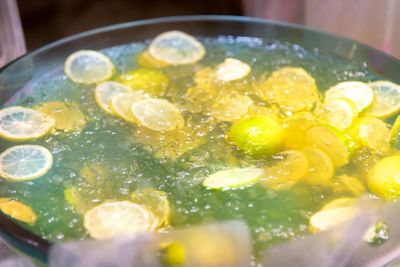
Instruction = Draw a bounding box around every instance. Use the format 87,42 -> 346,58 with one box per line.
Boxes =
202,167 -> 264,189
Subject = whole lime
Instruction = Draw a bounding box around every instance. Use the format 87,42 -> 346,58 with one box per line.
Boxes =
367,155 -> 400,200
227,116 -> 284,157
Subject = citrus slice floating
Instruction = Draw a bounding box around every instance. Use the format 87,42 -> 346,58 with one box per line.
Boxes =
301,147 -> 334,186
333,175 -> 365,196
325,81 -> 374,112
282,112 -> 318,149
35,101 -> 87,133
64,50 -> 115,84
0,107 -> 55,141
203,167 -> 264,189
317,98 -> 358,130
364,81 -> 400,118
390,115 -> 400,145
148,31 -> 206,65
0,198 -> 37,224
215,58 -> 251,82
95,81 -> 132,114
262,150 -> 309,190
131,99 -> 184,132
305,125 -> 354,167
137,50 -> 169,69
0,145 -> 53,181
84,201 -> 158,240
110,91 -> 150,123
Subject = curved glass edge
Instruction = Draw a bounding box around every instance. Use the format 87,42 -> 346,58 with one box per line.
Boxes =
0,15 -> 400,262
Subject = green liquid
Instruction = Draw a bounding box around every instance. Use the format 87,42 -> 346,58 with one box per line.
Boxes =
0,36 -> 385,256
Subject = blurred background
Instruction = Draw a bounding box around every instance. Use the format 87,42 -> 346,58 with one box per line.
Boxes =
1,0 -> 399,66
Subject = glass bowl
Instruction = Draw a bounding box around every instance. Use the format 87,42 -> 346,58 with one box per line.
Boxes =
0,15 -> 399,263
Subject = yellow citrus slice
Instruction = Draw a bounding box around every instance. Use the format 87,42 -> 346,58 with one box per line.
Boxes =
0,145 -> 53,181
131,188 -> 170,227
367,155 -> 400,200
137,50 -> 169,69
0,106 -> 55,141
119,68 -> 169,97
325,81 -> 374,112
305,125 -> 354,167
131,99 -> 184,132
333,175 -> 365,196
261,150 -> 309,190
390,115 -> 400,145
321,197 -> 357,211
257,67 -> 320,113
148,31 -> 206,65
110,91 -> 150,123
317,98 -> 358,130
95,81 -> 132,114
35,101 -> 87,133
282,112 -> 318,149
203,167 -> 264,189
364,81 -> 400,118
84,201 -> 158,240
0,198 -> 37,224
301,147 -> 334,185
64,50 -> 115,84
215,58 -> 251,82
210,94 -> 253,122
350,116 -> 391,153
310,198 -> 357,232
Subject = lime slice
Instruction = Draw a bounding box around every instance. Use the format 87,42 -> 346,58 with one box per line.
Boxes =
215,58 -> 251,82
131,99 -> 184,132
350,116 -> 391,153
131,188 -> 170,227
95,81 -> 132,114
367,155 -> 400,200
227,116 -> 285,158
203,167 -> 264,189
301,147 -> 334,185
390,115 -> 400,145
148,31 -> 206,65
257,67 -> 320,113
305,125 -> 354,167
210,94 -> 253,122
0,198 -> 37,224
261,150 -> 309,190
64,50 -> 115,84
35,101 -> 87,133
282,112 -> 318,149
325,81 -> 374,112
0,145 -> 53,181
110,91 -> 150,123
120,68 -> 169,97
317,98 -> 358,130
364,81 -> 400,118
310,201 -> 357,232
0,107 -> 55,141
84,201 -> 158,240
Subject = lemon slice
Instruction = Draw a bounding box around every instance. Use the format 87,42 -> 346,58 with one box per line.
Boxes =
301,147 -> 334,185
0,198 -> 37,224
364,81 -> 400,118
95,81 -> 132,114
390,115 -> 400,145
0,107 -> 55,141
110,91 -> 150,123
131,99 -> 184,132
84,201 -> 157,240
325,81 -> 374,112
305,125 -> 354,167
0,145 -> 53,181
282,112 -> 318,149
215,58 -> 251,82
148,31 -> 206,65
210,94 -> 253,122
351,116 -> 391,153
310,203 -> 357,232
317,98 -> 358,130
64,50 -> 115,84
35,101 -> 87,133
202,167 -> 264,189
262,150 -> 309,190
367,155 -> 400,200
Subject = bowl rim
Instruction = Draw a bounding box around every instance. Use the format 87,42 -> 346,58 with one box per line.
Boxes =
1,15 -> 400,262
